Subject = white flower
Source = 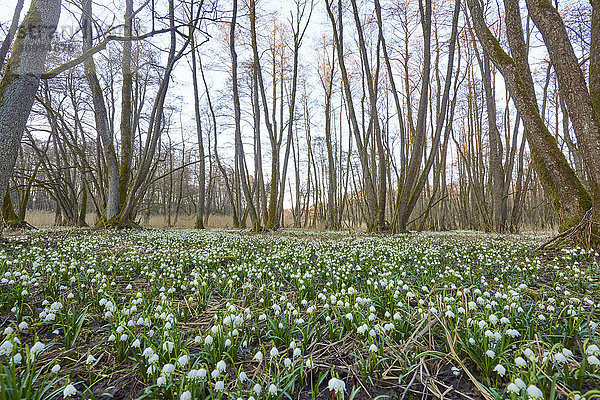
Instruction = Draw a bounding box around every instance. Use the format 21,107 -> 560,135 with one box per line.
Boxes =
108,334 -> 116,341
506,383 -> 520,394
12,353 -> 22,364
254,383 -> 262,394
563,348 -> 574,357
515,356 -> 527,367
0,341 -> 13,356
215,381 -> 225,391
506,329 -> 520,338
180,391 -> 191,400
86,354 -> 96,365
239,371 -> 247,381
268,383 -> 278,395
254,351 -> 263,361
63,384 -> 77,398
485,349 -> 495,358
588,355 -> 600,366
369,343 -> 378,352
270,347 -> 279,357
553,352 -> 567,363
132,339 -> 141,348
526,384 -> 544,399
18,322 -> 28,330
587,344 -> 600,356
162,341 -> 174,352
514,378 -> 526,389
157,376 -> 166,386
493,364 -> 506,376
284,358 -> 292,367
328,377 -> 346,393
162,363 -> 176,375
293,348 -> 302,358
204,335 -> 213,345
305,358 -> 314,369
178,355 -> 189,367
52,364 -> 61,373
216,360 -> 227,372
198,368 -> 207,378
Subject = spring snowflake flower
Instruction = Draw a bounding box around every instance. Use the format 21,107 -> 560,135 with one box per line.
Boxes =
157,376 -> 166,386
86,354 -> 96,365
63,384 -> 77,398
162,364 -> 176,375
239,371 -> 247,382
506,383 -> 520,394
526,385 -> 544,399
485,349 -> 495,358
198,368 -> 207,378
12,353 -> 22,364
52,364 -> 61,373
514,378 -> 526,389
0,341 -> 13,356
293,348 -> 302,357
204,335 -> 213,345
563,348 -> 574,357
587,344 -> 600,356
506,329 -> 520,338
162,341 -> 174,352
553,352 -> 567,363
493,364 -> 506,376
254,351 -> 264,361
284,358 -> 292,368
180,391 -> 192,400
187,369 -> 198,380
369,343 -> 378,352
268,383 -> 278,395
216,360 -> 227,372
328,378 -> 346,393
132,339 -> 141,348
514,356 -> 527,367
305,358 -> 314,369
108,334 -> 116,341
270,347 -> 279,357
588,355 -> 600,366
178,355 -> 189,367
18,321 -> 28,330
254,383 -> 262,394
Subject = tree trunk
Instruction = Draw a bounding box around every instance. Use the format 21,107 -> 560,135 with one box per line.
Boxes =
0,0 -> 61,209
467,0 -> 591,232
81,0 -> 120,222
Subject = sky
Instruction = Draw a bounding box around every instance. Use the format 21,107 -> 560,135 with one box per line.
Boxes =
0,0 -> 340,209
1,0 -> 550,211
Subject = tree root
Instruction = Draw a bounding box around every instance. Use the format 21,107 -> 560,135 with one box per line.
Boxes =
534,208 -> 598,252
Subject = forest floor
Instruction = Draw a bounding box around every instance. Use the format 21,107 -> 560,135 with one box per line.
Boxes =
0,228 -> 598,399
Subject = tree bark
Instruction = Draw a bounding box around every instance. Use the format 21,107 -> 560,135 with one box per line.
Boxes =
0,0 -> 61,210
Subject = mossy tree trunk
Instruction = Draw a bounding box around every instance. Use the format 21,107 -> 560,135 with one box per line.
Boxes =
118,0 -> 134,211
2,189 -> 26,228
191,31 -> 205,230
524,0 -> 600,234
82,0 -> 120,223
231,0 -> 260,231
0,0 -> 61,214
467,0 -> 593,234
